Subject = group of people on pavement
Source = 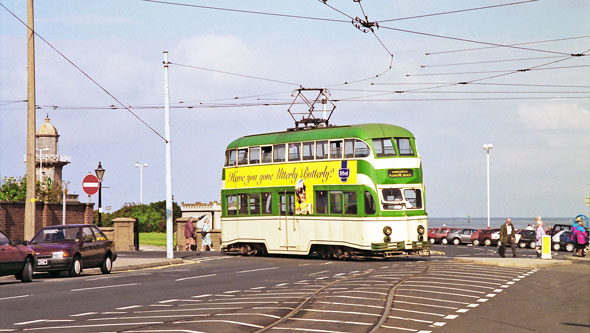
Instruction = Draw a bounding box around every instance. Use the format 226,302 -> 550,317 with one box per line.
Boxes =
498,216 -> 588,258
184,216 -> 212,251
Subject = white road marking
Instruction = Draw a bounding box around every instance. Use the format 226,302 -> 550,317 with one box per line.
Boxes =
116,305 -> 142,310
302,309 -> 379,317
486,293 -> 496,297
402,284 -> 485,294
444,315 -> 458,319
176,273 -> 216,282
381,325 -> 418,332
309,270 -> 329,276
456,309 -> 469,313
21,322 -> 163,331
392,308 -> 445,317
394,300 -> 458,310
71,283 -> 138,292
174,319 -> 263,328
0,295 -> 29,301
69,312 -> 98,317
494,289 -> 504,292
477,298 -> 488,302
397,288 -> 479,299
191,294 -> 213,298
289,317 -> 372,326
388,315 -> 434,324
395,294 -> 470,305
467,303 -> 480,308
237,267 -> 278,274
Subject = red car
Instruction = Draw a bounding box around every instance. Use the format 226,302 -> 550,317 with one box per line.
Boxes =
29,224 -> 117,277
428,228 -> 440,243
432,227 -> 460,244
0,229 -> 35,282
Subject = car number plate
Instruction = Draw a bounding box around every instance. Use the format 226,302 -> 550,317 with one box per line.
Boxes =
37,259 -> 48,266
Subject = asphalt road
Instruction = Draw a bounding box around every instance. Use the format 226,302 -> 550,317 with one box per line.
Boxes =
0,244 -> 588,332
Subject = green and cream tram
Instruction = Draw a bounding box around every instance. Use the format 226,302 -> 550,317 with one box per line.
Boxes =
221,123 -> 430,259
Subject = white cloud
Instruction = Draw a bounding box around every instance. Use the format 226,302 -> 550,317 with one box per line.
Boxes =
517,103 -> 590,130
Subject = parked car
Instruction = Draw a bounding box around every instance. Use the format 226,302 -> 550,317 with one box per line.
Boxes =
475,228 -> 501,246
551,230 -> 568,251
557,231 -> 575,252
0,230 -> 35,282
516,229 -> 536,249
447,228 -> 478,245
428,228 -> 440,243
471,229 -> 482,246
432,228 -> 461,244
28,224 -> 117,277
549,224 -> 572,237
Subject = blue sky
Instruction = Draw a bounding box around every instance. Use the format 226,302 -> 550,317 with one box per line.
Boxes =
1,0 -> 589,218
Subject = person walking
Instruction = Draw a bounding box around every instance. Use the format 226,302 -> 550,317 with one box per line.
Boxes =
535,218 -> 545,258
184,217 -> 196,251
201,216 -> 212,251
499,217 -> 517,258
572,218 -> 588,257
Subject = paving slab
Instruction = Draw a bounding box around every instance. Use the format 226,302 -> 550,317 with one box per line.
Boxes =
453,256 -> 573,268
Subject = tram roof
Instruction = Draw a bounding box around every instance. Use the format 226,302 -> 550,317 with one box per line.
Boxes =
226,123 -> 414,149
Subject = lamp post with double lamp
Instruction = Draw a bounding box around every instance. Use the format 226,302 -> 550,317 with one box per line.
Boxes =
135,162 -> 148,204
482,144 -> 494,229
95,162 -> 105,227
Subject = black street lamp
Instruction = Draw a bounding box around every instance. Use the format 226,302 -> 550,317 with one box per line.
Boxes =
95,161 -> 105,227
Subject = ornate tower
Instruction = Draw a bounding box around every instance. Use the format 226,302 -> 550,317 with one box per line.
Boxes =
35,115 -> 70,188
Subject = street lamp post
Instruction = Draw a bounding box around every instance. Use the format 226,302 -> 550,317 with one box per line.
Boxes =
483,144 -> 494,229
95,162 -> 105,227
135,162 -> 148,204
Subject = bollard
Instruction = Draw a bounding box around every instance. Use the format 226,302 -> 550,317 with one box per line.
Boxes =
541,235 -> 551,259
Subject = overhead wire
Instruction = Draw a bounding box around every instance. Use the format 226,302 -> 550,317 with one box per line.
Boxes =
0,3 -> 167,142
425,35 -> 590,56
420,55 -> 567,68
406,64 -> 590,77
379,0 -> 538,23
371,82 -> 590,88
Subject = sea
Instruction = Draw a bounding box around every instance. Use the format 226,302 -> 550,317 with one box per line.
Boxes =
429,217 -> 578,230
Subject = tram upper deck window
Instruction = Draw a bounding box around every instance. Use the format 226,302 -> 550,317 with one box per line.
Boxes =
249,147 -> 260,164
227,195 -> 237,215
303,142 -> 314,161
225,150 -> 236,167
261,146 -> 272,163
273,144 -> 285,162
354,140 -> 370,157
330,140 -> 343,159
238,148 -> 248,165
404,189 -> 422,209
288,143 -> 301,161
373,138 -> 396,157
344,140 -> 355,158
396,138 -> 414,156
316,141 -> 328,160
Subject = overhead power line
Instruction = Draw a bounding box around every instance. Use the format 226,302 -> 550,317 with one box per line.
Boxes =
0,3 -> 167,142
169,62 -> 302,86
370,82 -> 590,89
421,55 -> 566,68
379,0 -> 538,22
425,35 -> 590,56
406,64 -> 590,77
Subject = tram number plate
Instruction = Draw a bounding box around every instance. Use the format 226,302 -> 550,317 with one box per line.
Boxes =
37,259 -> 48,266
388,169 -> 413,178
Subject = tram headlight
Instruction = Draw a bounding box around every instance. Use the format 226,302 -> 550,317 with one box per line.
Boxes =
383,226 -> 392,236
383,236 -> 391,243
417,225 -> 425,235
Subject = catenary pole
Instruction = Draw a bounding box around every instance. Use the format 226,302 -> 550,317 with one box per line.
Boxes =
24,0 -> 36,241
163,51 -> 173,259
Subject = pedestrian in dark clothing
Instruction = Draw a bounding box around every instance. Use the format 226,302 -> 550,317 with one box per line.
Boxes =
185,217 -> 196,251
499,218 -> 517,258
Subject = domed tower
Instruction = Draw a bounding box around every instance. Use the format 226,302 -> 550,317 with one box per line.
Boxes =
35,115 -> 70,187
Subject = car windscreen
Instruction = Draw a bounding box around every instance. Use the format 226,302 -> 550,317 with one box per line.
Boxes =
31,227 -> 79,243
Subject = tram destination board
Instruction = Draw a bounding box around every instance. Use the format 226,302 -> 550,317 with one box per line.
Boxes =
388,169 -> 414,178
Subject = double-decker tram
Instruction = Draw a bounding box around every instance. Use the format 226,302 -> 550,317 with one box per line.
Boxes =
220,123 -> 430,259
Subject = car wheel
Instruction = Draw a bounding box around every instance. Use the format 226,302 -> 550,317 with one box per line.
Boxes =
484,239 -> 492,246
452,238 -> 461,245
529,241 -> 536,249
473,239 -> 480,246
441,238 -> 448,245
518,242 -> 526,248
101,255 -> 112,274
552,243 -> 561,251
565,243 -> 575,252
429,238 -> 435,244
69,256 -> 82,277
20,258 -> 33,283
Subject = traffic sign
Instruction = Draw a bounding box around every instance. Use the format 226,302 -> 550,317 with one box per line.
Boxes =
82,174 -> 100,195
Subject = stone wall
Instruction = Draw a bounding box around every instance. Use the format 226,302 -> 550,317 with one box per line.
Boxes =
0,201 -> 94,240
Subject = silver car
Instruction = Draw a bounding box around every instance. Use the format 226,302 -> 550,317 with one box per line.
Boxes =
447,228 -> 477,245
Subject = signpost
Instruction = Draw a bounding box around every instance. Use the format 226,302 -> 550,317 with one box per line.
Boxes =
82,174 -> 99,196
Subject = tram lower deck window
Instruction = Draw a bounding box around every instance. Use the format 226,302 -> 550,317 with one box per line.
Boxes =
315,190 -> 328,214
239,194 -> 249,215
250,193 -> 260,214
227,195 -> 237,215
